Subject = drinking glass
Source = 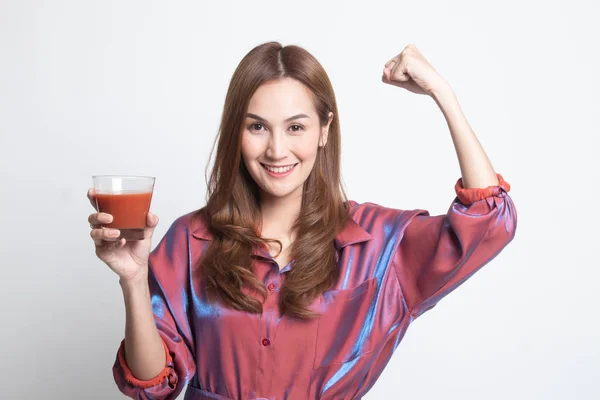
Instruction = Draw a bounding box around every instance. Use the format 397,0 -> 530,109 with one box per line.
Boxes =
91,175 -> 155,241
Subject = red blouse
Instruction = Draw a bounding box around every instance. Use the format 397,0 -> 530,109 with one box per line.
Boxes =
112,173 -> 516,399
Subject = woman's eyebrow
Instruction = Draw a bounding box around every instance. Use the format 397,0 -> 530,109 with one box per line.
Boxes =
246,113 -> 310,123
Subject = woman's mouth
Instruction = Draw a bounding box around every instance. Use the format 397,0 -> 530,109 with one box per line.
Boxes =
260,163 -> 298,177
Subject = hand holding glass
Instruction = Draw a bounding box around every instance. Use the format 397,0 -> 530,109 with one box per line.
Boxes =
91,175 -> 155,241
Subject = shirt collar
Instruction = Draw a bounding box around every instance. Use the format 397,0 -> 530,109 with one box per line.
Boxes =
190,208 -> 372,250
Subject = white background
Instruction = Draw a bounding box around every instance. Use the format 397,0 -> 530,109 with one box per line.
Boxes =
1,0 -> 598,399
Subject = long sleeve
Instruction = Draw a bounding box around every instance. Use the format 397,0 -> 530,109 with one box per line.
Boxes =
112,219 -> 197,399
393,173 -> 517,319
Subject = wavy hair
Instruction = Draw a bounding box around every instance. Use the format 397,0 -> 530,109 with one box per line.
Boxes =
192,41 -> 350,320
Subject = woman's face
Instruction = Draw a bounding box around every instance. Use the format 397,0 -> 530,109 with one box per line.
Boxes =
241,77 -> 333,202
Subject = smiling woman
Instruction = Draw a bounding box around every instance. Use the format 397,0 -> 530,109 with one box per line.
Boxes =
241,78 -> 331,203
110,40 -> 517,400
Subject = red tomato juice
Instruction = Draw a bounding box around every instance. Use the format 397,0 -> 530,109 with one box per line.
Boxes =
95,191 -> 153,241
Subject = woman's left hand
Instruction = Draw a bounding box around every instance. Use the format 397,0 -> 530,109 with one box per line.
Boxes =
382,44 -> 450,97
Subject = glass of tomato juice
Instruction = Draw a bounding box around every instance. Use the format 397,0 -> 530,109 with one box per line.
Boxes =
91,175 -> 155,241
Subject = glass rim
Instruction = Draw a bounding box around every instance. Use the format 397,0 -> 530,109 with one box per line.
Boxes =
92,175 -> 155,180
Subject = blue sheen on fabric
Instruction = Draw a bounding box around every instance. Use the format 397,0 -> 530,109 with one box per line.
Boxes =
322,355 -> 361,394
151,293 -> 165,319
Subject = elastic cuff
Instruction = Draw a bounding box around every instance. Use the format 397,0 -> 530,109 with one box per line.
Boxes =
118,338 -> 175,389
454,173 -> 511,205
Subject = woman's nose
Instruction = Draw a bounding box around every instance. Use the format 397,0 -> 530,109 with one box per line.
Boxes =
266,131 -> 289,158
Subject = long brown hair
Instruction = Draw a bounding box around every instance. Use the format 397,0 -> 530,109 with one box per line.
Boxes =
192,41 -> 350,320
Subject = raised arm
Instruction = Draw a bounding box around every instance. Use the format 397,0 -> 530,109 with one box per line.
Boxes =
383,45 -> 517,318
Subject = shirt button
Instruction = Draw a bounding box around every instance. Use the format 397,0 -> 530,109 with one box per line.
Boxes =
267,283 -> 276,291
262,338 -> 270,346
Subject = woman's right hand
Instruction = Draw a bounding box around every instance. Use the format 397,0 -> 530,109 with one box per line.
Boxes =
87,188 -> 159,283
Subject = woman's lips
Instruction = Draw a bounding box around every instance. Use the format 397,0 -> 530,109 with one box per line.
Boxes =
261,163 -> 298,177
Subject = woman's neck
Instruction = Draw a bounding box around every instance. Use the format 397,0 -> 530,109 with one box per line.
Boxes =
259,192 -> 301,241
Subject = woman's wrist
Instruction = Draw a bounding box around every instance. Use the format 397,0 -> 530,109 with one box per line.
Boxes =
119,267 -> 149,287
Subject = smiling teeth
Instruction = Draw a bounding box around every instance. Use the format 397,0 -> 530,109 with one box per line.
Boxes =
264,164 -> 295,173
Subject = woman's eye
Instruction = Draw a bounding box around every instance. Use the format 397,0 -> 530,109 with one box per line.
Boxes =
249,123 -> 264,132
248,123 -> 304,132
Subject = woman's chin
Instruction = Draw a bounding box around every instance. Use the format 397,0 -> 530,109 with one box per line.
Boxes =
260,185 -> 302,200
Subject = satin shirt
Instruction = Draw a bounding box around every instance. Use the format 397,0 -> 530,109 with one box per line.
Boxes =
113,173 -> 516,399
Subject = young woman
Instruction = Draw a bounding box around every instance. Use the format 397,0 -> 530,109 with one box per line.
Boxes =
87,41 -> 516,400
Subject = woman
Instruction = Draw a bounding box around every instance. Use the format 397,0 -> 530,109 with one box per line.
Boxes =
87,41 -> 516,400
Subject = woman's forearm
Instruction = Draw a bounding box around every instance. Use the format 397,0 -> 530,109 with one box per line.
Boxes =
432,86 -> 500,189
120,271 -> 167,380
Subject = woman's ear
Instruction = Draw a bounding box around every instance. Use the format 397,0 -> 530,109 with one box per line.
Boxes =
320,112 -> 334,147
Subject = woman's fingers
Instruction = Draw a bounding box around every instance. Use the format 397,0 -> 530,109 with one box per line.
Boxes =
87,188 -> 98,210
87,189 -> 125,247
90,227 -> 120,240
88,212 -> 113,228
90,227 -> 121,246
147,211 -> 158,227
88,210 -> 116,247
